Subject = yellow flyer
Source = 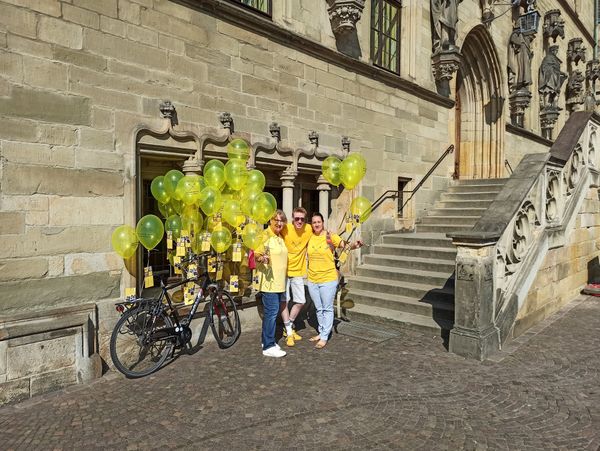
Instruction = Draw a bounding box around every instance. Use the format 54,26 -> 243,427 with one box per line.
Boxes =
338,250 -> 348,264
216,261 -> 223,281
176,238 -> 186,257
181,230 -> 190,248
173,256 -> 182,275
345,220 -> 353,234
208,256 -> 217,273
124,287 -> 136,301
229,275 -> 239,293
166,231 -> 173,250
202,233 -> 211,252
252,274 -> 260,290
232,242 -> 242,262
144,266 -> 154,288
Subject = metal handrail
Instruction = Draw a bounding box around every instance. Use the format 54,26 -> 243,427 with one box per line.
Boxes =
504,158 -> 513,175
367,143 -> 455,218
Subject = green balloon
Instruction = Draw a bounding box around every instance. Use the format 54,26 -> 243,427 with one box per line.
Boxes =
210,227 -> 232,253
224,159 -> 248,191
136,214 -> 164,250
227,138 -> 250,161
164,215 -> 182,239
204,159 -> 226,191
322,156 -> 342,186
246,169 -> 266,191
164,170 -> 184,198
199,186 -> 222,216
111,225 -> 139,259
350,196 -> 372,223
150,176 -> 170,204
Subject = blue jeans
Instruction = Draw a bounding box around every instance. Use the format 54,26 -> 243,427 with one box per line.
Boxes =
307,280 -> 338,341
261,292 -> 285,350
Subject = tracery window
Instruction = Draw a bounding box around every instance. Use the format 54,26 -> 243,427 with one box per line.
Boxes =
230,0 -> 271,16
371,0 -> 401,74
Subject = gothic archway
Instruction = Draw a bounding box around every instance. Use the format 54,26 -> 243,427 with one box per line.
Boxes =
455,26 -> 505,179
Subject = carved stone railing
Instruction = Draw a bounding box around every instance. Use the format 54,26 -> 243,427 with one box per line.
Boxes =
448,112 -> 600,360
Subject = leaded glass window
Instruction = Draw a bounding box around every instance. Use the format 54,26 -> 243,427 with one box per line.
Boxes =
231,0 -> 271,16
371,0 -> 401,74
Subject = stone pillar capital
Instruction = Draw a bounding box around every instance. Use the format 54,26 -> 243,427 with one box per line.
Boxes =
316,175 -> 331,191
182,157 -> 203,175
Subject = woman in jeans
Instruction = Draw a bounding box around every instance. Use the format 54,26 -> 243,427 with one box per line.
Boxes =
307,212 -> 362,349
255,210 -> 288,358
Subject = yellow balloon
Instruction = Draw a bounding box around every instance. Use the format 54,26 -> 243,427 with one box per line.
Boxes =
322,156 -> 342,186
176,175 -> 205,206
241,222 -> 265,250
206,214 -> 222,232
111,225 -> 139,259
222,200 -> 244,227
164,170 -> 184,198
181,205 -> 203,235
151,176 -> 170,204
210,227 -> 232,253
340,153 -> 367,190
224,159 -> 248,191
350,196 -> 372,223
246,169 -> 266,191
227,138 -> 250,161
199,186 -> 222,216
251,193 -> 276,224
136,214 -> 164,250
239,185 -> 262,216
204,159 -> 225,191
164,215 -> 182,239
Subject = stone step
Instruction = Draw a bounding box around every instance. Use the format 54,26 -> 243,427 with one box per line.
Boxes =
346,287 -> 454,320
344,275 -> 454,301
416,224 -> 474,233
356,264 -> 454,286
363,253 -> 456,272
447,184 -> 505,193
427,207 -> 487,217
346,304 -> 453,335
420,215 -> 480,226
440,191 -> 500,201
453,178 -> 508,185
435,199 -> 496,209
372,243 -> 457,260
381,232 -> 455,248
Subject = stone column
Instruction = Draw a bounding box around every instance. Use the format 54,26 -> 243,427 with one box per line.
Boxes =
280,170 -> 297,220
449,243 -> 500,360
317,175 -> 331,225
182,157 -> 203,176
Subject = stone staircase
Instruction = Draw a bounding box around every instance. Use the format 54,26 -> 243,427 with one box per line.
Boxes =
345,178 -> 508,336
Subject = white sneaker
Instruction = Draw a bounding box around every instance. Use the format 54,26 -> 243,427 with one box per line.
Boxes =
261,343 -> 281,350
262,346 -> 287,358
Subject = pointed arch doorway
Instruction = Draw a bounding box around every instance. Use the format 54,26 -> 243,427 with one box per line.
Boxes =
454,26 -> 505,179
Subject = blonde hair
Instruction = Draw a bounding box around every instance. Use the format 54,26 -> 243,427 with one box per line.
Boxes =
272,209 -> 287,223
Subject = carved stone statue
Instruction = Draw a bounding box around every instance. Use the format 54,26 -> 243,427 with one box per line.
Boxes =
507,27 -> 533,93
431,0 -> 463,53
538,46 -> 567,109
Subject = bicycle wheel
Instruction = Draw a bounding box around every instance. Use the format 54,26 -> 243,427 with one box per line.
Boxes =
209,290 -> 241,348
110,306 -> 175,378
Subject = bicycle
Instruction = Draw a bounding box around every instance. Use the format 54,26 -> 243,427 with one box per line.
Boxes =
109,253 -> 241,378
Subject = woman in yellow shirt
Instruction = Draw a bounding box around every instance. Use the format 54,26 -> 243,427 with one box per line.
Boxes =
307,212 -> 362,349
255,210 -> 289,358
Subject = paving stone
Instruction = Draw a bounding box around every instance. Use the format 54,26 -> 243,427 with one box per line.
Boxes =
0,297 -> 598,449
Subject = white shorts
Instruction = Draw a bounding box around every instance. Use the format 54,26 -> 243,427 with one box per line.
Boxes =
286,277 -> 307,304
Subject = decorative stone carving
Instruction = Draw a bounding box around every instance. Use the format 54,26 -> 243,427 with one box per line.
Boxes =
341,136 -> 351,155
586,59 -> 600,83
566,70 -> 585,113
308,130 -> 319,146
159,100 -> 175,119
543,9 -> 564,43
326,0 -> 365,35
431,48 -> 461,97
506,201 -> 538,274
540,108 -> 560,140
219,112 -> 233,133
567,144 -> 583,193
545,171 -> 561,222
431,0 -> 463,53
509,89 -> 532,128
269,122 -> 281,141
539,46 -> 568,109
507,28 -> 533,94
457,263 -> 475,281
567,38 -> 586,66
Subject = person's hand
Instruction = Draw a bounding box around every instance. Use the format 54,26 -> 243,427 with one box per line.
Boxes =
258,254 -> 270,264
353,240 -> 364,250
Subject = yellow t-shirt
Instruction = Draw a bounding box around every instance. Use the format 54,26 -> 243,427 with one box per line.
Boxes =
282,223 -> 313,277
307,233 -> 342,284
255,228 -> 288,293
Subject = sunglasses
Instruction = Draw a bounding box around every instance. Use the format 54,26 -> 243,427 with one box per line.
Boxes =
293,217 -> 305,222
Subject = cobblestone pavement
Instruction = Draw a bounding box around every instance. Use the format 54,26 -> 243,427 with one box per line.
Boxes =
1,297 -> 599,450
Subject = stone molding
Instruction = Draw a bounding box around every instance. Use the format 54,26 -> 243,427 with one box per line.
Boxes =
326,0 -> 365,36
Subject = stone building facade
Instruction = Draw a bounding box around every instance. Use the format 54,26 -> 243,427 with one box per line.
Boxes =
0,0 -> 598,401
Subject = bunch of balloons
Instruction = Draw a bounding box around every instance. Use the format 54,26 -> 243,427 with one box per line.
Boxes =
113,138 -> 276,260
321,153 -> 367,190
111,214 -> 165,258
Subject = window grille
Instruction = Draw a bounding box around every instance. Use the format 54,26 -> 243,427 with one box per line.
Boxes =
230,0 -> 272,16
371,0 -> 401,74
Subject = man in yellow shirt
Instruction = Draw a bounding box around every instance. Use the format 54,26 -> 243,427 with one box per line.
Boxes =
280,207 -> 312,347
